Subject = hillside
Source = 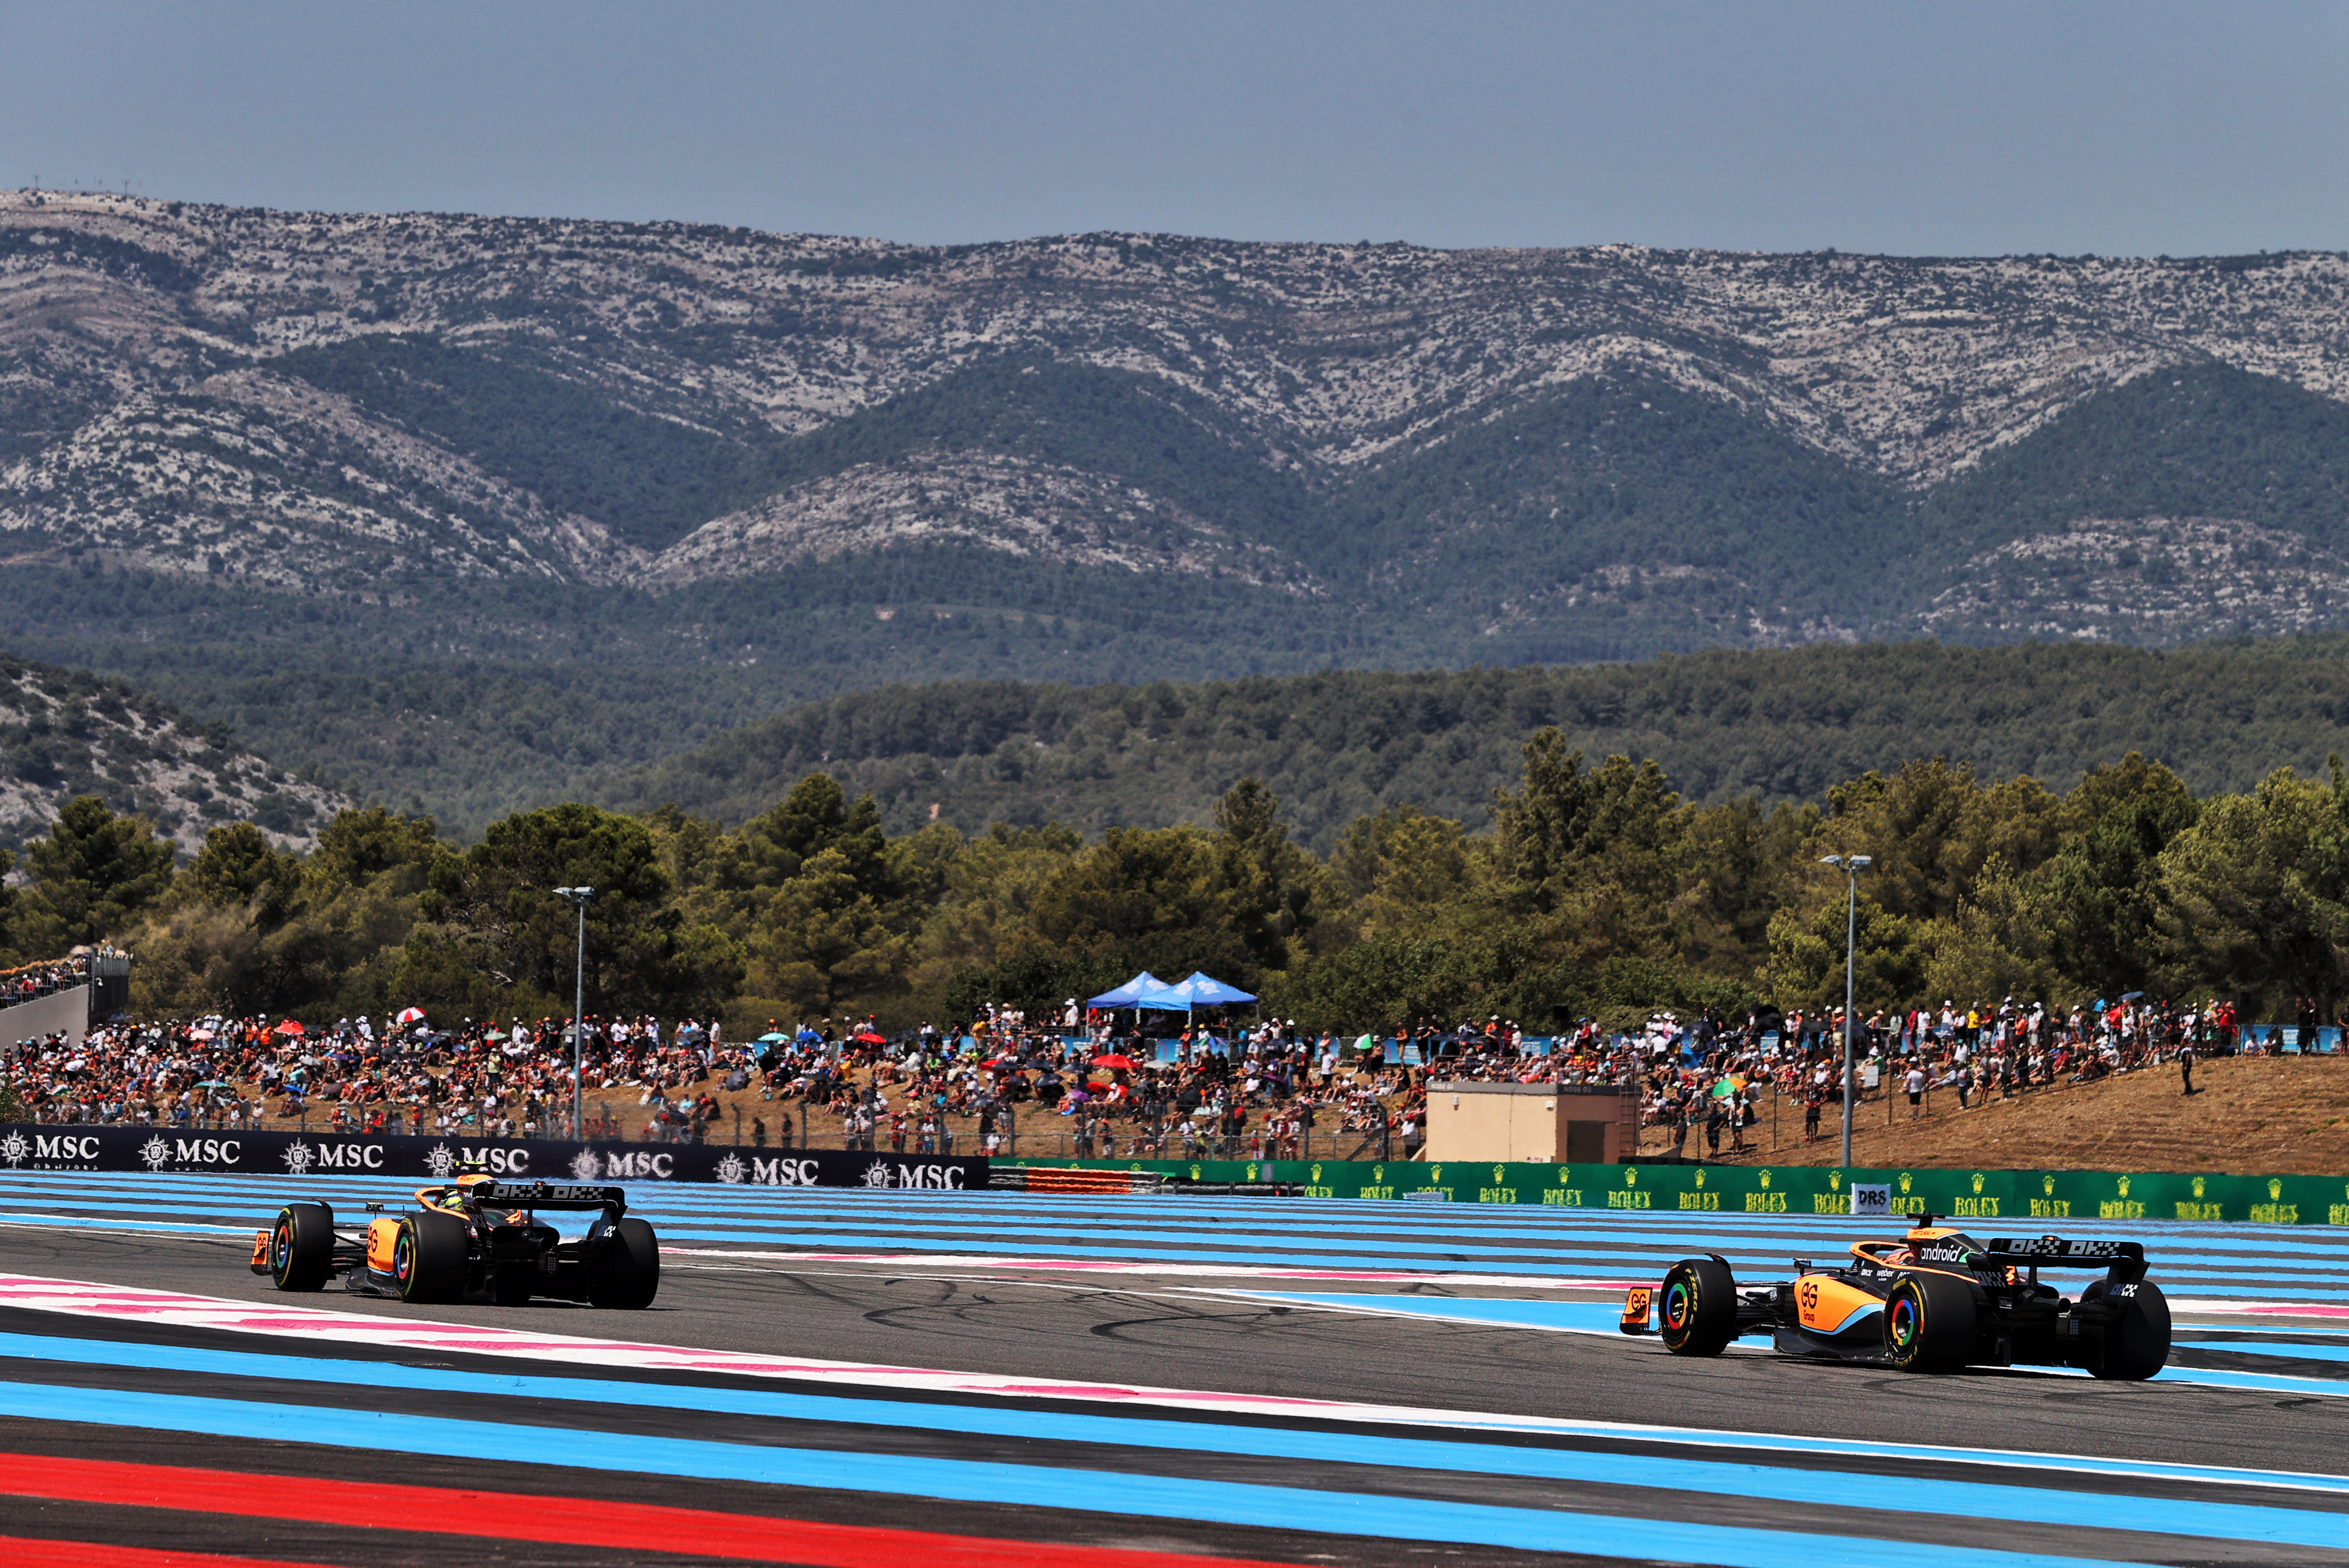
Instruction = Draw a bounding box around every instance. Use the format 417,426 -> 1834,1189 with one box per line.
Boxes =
5,633 -> 2346,846
6,192 -> 2349,674
0,653 -> 350,857
1718,1057 -> 2349,1177
605,638 -> 2349,851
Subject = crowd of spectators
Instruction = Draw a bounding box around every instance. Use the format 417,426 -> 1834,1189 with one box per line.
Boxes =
0,989 -> 2328,1159
1621,994 -> 2290,1159
0,954 -> 95,1009
2,1012 -> 738,1139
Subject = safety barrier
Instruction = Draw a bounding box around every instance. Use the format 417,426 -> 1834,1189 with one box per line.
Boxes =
1005,1156 -> 2349,1226
0,1123 -> 985,1189
992,1165 -> 1169,1196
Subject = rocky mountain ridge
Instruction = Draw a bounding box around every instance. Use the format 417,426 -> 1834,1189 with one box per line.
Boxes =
0,652 -> 352,859
5,191 -> 2349,654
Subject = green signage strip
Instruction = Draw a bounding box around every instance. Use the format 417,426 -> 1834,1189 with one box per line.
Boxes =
1008,1157 -> 2349,1226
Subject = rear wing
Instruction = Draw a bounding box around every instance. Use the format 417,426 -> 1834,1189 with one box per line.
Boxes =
1983,1237 -> 2145,1264
465,1181 -> 628,1212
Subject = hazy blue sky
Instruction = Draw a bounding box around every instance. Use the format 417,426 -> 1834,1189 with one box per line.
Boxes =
8,1 -> 2345,256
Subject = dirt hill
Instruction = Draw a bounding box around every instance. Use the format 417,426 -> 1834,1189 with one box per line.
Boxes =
1704,1056 -> 2349,1176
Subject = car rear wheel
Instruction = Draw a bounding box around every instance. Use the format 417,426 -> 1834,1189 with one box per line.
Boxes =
2082,1279 -> 2171,1380
270,1202 -> 334,1292
394,1210 -> 469,1303
1884,1272 -> 1977,1372
587,1217 -> 660,1310
1657,1258 -> 1737,1356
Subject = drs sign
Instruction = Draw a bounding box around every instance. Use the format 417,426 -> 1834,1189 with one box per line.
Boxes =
1848,1182 -> 1892,1218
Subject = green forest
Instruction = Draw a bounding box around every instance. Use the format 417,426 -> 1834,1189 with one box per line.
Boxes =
13,626 -> 2349,849
10,727 -> 2349,1038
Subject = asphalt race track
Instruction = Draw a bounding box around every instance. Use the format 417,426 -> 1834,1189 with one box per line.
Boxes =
5,1176 -> 2349,1566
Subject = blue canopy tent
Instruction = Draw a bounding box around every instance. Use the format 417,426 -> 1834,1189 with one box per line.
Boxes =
1137,973 -> 1260,1047
1085,971 -> 1170,1009
1130,990 -> 1194,1012
1161,973 -> 1256,1007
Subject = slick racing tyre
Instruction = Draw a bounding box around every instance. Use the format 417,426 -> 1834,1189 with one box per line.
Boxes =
1657,1257 -> 1737,1357
2082,1279 -> 2171,1381
587,1217 -> 661,1310
270,1202 -> 334,1293
1884,1271 -> 1978,1373
393,1210 -> 469,1304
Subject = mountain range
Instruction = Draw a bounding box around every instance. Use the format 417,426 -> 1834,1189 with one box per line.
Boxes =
8,192 -> 2349,657
6,191 -> 2349,836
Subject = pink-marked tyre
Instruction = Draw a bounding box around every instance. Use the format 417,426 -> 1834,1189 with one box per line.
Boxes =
1884,1271 -> 1976,1373
1658,1258 -> 1736,1357
394,1209 -> 469,1303
270,1202 -> 333,1292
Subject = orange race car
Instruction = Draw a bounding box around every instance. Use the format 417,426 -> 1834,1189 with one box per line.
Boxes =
1620,1215 -> 2170,1379
250,1175 -> 659,1309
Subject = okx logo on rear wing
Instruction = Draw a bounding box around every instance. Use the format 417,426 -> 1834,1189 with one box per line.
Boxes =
1985,1235 -> 2148,1281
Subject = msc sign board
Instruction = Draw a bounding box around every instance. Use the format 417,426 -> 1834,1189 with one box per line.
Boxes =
0,1124 -> 984,1189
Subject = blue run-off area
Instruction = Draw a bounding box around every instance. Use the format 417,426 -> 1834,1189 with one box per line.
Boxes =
7,1172 -> 2349,1564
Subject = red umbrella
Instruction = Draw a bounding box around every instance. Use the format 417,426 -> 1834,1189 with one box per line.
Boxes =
272,1020 -> 305,1037
396,1007 -> 427,1025
853,1030 -> 888,1044
1090,1053 -> 1138,1071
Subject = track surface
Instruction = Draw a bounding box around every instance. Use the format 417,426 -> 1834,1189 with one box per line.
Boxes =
4,1175 -> 2349,1566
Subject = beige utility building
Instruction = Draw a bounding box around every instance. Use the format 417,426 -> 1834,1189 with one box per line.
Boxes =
1423,1081 -> 1639,1164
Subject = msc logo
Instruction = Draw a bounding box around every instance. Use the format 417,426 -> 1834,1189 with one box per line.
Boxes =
850,1161 -> 968,1190
140,1136 -> 242,1171
7,1132 -> 100,1166
284,1141 -> 388,1173
751,1158 -> 822,1186
600,1151 -> 676,1180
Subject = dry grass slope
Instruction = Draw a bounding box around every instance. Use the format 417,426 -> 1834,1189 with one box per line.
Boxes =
1712,1057 -> 2349,1176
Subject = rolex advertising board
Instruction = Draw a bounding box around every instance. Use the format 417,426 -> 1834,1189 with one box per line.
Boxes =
1014,1156 -> 2349,1225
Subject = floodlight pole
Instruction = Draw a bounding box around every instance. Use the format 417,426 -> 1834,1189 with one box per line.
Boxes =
1818,854 -> 1872,1170
555,887 -> 595,1140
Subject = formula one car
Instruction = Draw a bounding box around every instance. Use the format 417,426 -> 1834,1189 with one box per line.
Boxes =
1619,1214 -> 2169,1379
250,1176 -> 659,1308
